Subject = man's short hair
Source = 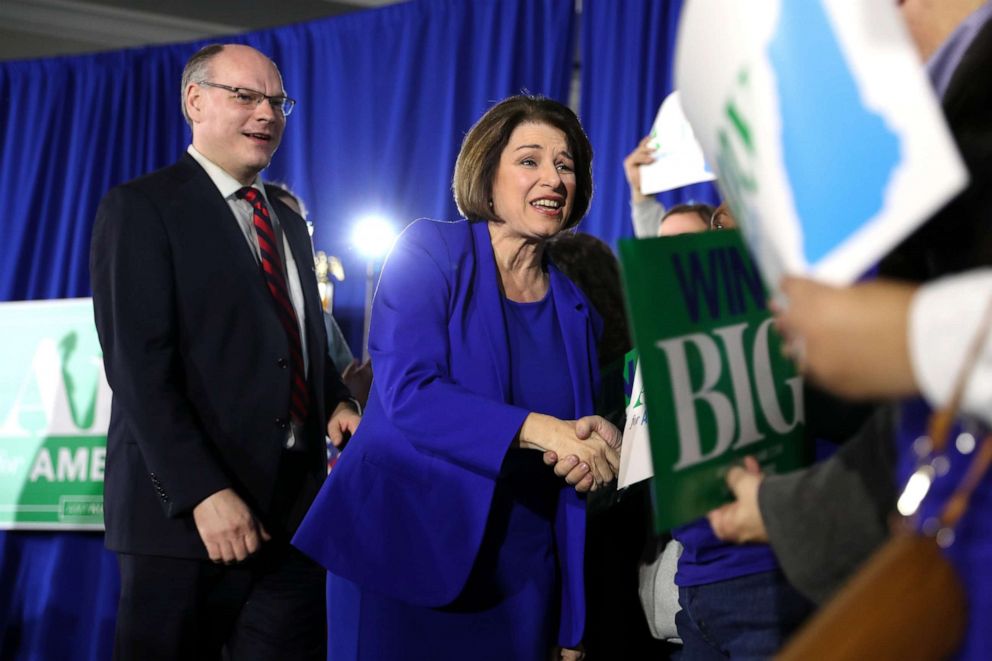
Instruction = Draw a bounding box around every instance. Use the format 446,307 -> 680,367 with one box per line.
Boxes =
180,44 -> 226,127
452,95 -> 593,231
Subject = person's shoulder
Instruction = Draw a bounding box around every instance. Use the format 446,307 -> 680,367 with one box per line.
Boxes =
109,155 -> 199,202
96,157 -> 209,229
397,218 -> 476,252
403,217 -> 472,238
382,219 -> 481,283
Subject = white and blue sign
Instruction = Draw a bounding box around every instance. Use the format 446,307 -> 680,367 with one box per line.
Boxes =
675,0 -> 967,285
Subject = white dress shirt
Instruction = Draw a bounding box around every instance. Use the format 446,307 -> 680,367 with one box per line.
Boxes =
187,145 -> 310,448
910,269 -> 992,428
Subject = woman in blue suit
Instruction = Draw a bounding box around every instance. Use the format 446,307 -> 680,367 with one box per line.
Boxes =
294,95 -> 621,660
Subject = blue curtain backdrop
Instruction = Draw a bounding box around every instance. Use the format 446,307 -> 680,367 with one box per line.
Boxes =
271,0 -> 576,349
0,0 -> 575,659
0,0 -> 576,350
0,0 -> 708,657
578,0 -> 719,247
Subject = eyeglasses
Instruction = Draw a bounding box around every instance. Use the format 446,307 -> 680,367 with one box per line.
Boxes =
198,81 -> 296,117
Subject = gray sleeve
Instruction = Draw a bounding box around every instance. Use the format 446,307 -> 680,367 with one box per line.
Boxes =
758,405 -> 899,604
323,311 -> 355,374
631,198 -> 665,238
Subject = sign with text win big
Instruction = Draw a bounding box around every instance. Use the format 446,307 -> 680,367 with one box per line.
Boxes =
0,299 -> 109,529
619,231 -> 808,530
675,0 -> 967,286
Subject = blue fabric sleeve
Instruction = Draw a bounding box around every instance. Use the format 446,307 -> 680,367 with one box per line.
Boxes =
368,220 -> 529,479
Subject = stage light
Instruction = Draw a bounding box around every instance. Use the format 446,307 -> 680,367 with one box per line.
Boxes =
351,215 -> 397,259
351,215 -> 397,361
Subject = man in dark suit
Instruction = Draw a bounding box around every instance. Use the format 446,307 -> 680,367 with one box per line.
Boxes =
90,43 -> 360,659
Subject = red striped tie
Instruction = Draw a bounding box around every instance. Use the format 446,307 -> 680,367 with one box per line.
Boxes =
237,187 -> 309,425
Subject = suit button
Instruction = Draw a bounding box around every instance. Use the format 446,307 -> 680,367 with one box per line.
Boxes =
277,358 -> 288,368
275,417 -> 289,430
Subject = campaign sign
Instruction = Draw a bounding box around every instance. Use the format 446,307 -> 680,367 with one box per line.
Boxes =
619,348 -> 653,489
619,231 -> 808,530
640,91 -> 717,196
674,0 -> 967,286
0,299 -> 109,529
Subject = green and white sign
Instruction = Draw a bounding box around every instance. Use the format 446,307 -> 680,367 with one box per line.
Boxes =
0,299 -> 108,530
619,231 -> 808,531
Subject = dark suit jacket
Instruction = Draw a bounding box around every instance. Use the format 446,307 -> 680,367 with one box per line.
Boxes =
90,153 -> 350,559
293,219 -> 601,647
760,16 -> 992,604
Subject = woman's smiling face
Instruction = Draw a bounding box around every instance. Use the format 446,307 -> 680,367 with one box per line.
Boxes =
490,122 -> 576,241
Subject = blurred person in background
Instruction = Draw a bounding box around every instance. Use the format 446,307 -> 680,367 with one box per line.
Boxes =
265,182 -> 373,409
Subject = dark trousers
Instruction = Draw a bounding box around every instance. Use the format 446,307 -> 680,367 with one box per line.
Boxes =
673,569 -> 813,660
114,542 -> 325,661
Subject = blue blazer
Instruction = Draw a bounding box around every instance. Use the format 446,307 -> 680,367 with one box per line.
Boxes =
293,218 -> 601,646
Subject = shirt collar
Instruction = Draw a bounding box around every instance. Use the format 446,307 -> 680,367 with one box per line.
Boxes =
186,144 -> 266,203
926,1 -> 992,100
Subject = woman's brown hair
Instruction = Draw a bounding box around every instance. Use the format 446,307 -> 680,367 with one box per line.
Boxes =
453,95 -> 593,230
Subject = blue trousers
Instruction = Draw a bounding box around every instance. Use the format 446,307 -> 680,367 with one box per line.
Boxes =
673,569 -> 813,660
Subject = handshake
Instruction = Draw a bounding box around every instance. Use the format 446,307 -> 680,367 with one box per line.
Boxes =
519,414 -> 622,493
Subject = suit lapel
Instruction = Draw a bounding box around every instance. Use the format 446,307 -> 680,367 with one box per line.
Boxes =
470,220 -> 512,403
277,200 -> 325,384
469,220 -> 596,413
547,262 -> 595,646
174,154 -> 267,289
549,264 -> 595,417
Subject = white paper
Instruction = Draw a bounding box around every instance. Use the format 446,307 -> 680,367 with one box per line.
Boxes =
640,91 -> 717,196
674,0 -> 968,286
618,360 -> 654,488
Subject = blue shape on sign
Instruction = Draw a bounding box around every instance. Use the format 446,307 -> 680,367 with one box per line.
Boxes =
767,0 -> 900,263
